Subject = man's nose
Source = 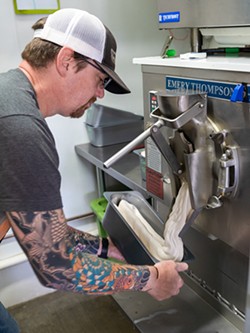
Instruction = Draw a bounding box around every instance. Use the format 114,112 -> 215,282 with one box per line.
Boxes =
96,87 -> 105,99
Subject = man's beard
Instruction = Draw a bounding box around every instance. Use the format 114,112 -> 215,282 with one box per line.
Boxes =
70,97 -> 96,118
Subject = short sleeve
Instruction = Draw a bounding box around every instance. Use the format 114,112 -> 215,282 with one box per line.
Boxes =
0,115 -> 63,211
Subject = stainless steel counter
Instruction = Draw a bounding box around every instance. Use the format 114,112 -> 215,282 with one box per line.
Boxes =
75,143 -> 149,198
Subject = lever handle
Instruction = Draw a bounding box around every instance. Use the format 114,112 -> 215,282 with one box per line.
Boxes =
217,148 -> 238,197
103,119 -> 164,169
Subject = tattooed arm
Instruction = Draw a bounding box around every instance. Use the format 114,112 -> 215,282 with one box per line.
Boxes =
6,209 -> 150,293
6,209 -> 187,299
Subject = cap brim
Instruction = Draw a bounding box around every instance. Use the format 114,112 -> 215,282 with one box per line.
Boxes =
98,63 -> 131,94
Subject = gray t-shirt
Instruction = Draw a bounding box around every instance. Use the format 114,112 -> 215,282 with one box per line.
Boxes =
0,68 -> 62,216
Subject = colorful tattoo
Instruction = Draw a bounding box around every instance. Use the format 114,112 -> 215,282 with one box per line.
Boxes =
68,249 -> 150,294
7,210 -> 150,294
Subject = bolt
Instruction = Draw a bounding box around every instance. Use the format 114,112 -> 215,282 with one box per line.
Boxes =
163,177 -> 171,184
225,149 -> 232,158
221,153 -> 228,161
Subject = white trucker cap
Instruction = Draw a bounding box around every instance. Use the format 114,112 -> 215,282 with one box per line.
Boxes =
38,8 -> 130,94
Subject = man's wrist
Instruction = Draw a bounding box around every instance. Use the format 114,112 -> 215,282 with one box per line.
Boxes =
142,265 -> 159,291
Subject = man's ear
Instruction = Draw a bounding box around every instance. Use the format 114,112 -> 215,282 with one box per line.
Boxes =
56,47 -> 75,77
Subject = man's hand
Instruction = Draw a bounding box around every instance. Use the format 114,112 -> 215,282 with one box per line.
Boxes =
143,260 -> 188,301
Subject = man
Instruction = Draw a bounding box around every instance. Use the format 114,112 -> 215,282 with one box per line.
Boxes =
0,8 -> 188,332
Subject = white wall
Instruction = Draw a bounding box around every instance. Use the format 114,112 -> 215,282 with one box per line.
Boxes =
0,0 -> 190,306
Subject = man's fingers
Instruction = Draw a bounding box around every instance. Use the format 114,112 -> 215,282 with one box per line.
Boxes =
175,262 -> 189,272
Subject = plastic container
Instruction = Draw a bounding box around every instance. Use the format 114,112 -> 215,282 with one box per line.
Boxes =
85,104 -> 143,127
84,104 -> 144,147
90,197 -> 108,238
103,191 -> 164,265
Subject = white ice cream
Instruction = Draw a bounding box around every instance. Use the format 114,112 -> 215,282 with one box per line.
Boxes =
116,182 -> 191,262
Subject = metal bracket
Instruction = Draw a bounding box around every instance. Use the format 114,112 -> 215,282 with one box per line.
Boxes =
150,102 -> 205,129
150,124 -> 183,175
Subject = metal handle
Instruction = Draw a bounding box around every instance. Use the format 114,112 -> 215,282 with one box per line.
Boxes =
217,147 -> 239,197
103,119 -> 164,169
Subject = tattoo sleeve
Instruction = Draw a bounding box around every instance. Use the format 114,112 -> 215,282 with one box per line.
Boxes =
6,210 -> 150,294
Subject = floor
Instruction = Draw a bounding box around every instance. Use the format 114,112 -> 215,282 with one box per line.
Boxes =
8,291 -> 139,333
7,287 -> 244,333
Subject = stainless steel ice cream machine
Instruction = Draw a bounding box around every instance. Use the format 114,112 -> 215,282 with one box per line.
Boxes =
89,2 -> 250,332
103,60 -> 250,332
100,1 -> 250,331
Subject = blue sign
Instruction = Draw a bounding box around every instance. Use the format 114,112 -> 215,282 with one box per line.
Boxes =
159,12 -> 180,24
166,76 -> 250,102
